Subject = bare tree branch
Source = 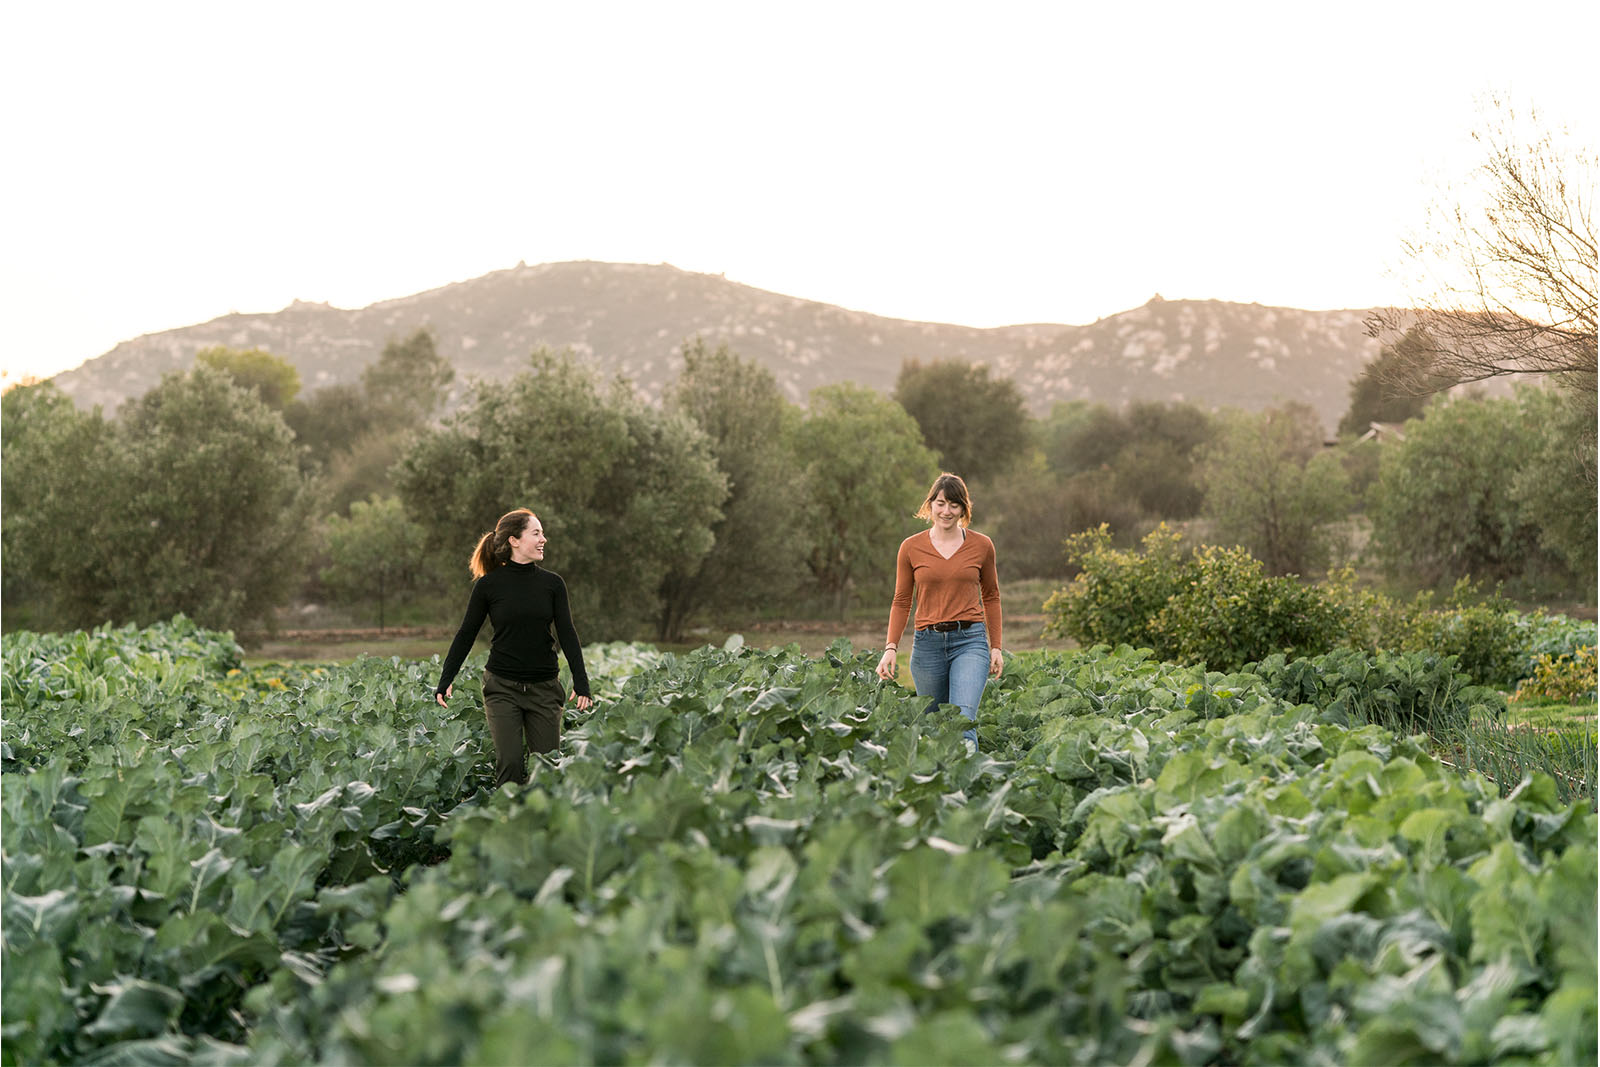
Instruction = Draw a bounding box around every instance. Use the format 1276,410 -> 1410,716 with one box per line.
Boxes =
1369,96 -> 1597,394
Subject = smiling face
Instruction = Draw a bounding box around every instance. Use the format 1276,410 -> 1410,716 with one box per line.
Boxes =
507,515 -> 546,564
928,490 -> 966,531
917,473 -> 972,529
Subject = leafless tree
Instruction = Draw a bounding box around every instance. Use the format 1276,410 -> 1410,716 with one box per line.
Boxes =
1368,96 -> 1596,395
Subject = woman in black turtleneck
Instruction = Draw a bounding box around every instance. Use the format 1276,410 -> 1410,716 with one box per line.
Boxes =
435,507 -> 592,788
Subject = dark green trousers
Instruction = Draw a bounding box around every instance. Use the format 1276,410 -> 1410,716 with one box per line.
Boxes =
481,669 -> 564,787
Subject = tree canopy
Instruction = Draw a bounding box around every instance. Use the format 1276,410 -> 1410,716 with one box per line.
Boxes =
1368,392 -> 1556,588
795,384 -> 939,617
1199,403 -> 1351,576
395,349 -> 726,639
194,346 -> 302,410
893,359 -> 1029,484
2,368 -> 314,631
658,339 -> 809,641
1338,327 -> 1449,437
320,495 -> 430,630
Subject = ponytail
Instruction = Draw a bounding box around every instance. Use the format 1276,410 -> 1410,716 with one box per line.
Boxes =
468,507 -> 534,578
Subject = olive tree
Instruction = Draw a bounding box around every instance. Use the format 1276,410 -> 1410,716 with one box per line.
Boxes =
98,365 -> 316,630
194,346 -> 302,411
794,384 -> 940,617
3,368 -> 314,631
320,495 -> 431,630
658,339 -> 809,641
1511,385 -> 1598,591
395,349 -> 726,639
1368,392 -> 1556,588
1199,403 -> 1351,576
893,358 -> 1029,484
1,381 -> 115,628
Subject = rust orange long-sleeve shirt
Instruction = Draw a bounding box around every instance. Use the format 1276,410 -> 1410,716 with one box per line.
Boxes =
885,529 -> 1003,649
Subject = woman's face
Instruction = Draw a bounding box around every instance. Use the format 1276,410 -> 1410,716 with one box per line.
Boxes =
508,516 -> 546,564
929,491 -> 964,530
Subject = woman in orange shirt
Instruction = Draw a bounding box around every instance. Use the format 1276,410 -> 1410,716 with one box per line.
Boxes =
875,472 -> 1003,750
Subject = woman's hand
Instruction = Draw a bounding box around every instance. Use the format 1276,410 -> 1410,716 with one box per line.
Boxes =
875,648 -> 898,681
572,693 -> 593,711
989,648 -> 1004,677
435,684 -> 452,707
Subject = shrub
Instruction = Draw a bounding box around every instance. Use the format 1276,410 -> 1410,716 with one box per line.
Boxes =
1330,575 -> 1591,690
1042,524 -> 1190,653
1323,567 -> 1433,653
1367,392 -> 1558,588
1044,526 -> 1352,670
1152,546 -> 1352,671
1045,530 -> 1594,688
1411,604 -> 1526,688
1514,646 -> 1599,705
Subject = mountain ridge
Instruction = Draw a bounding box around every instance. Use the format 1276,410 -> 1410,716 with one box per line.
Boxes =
50,260 -> 1381,430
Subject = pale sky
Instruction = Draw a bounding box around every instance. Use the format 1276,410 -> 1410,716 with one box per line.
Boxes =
2,1 -> 1595,388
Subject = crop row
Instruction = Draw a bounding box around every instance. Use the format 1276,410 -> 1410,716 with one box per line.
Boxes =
2,624 -> 1595,1065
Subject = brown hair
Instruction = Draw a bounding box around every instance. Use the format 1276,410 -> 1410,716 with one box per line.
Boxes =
915,472 -> 972,527
469,508 -> 535,578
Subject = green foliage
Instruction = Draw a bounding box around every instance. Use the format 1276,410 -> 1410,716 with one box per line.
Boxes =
1336,325 -> 1445,436
793,383 -> 939,616
1043,524 -> 1191,651
1041,401 -> 1130,475
892,358 -> 1029,483
985,454 -> 1082,578
1368,392 -> 1557,589
1045,531 -> 1592,687
101,366 -> 316,631
1336,436 -> 1384,510
283,328 -> 458,516
1333,580 -> 1530,688
658,340 -> 809,640
988,401 -> 1215,580
315,429 -> 414,518
1,381 -> 115,627
1111,438 -> 1207,518
1515,646 -> 1598,705
1200,403 -> 1352,575
1517,612 -> 1599,674
396,349 -> 727,639
4,623 -> 1595,1064
1,619 -> 506,1063
991,465 -> 1149,579
1046,526 -> 1351,671
360,327 -> 455,423
1250,647 -> 1505,736
282,382 -> 374,461
1330,574 -> 1594,689
1152,546 -> 1352,671
193,345 -> 301,410
1409,591 -> 1527,689
319,495 -> 430,630
1510,384 -> 1598,589
1,368 -> 314,632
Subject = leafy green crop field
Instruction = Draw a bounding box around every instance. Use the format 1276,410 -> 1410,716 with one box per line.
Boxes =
3,619 -> 1595,1065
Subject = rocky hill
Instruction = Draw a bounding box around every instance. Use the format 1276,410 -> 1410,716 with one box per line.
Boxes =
51,260 -> 1381,430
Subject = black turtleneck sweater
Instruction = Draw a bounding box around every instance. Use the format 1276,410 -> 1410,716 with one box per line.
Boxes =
435,561 -> 591,698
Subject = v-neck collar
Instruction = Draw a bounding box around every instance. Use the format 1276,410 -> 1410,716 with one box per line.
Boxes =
928,527 -> 966,561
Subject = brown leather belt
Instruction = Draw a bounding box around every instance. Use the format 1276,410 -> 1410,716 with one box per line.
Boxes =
920,619 -> 976,633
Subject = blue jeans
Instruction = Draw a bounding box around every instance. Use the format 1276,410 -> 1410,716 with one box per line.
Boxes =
910,622 -> 989,746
